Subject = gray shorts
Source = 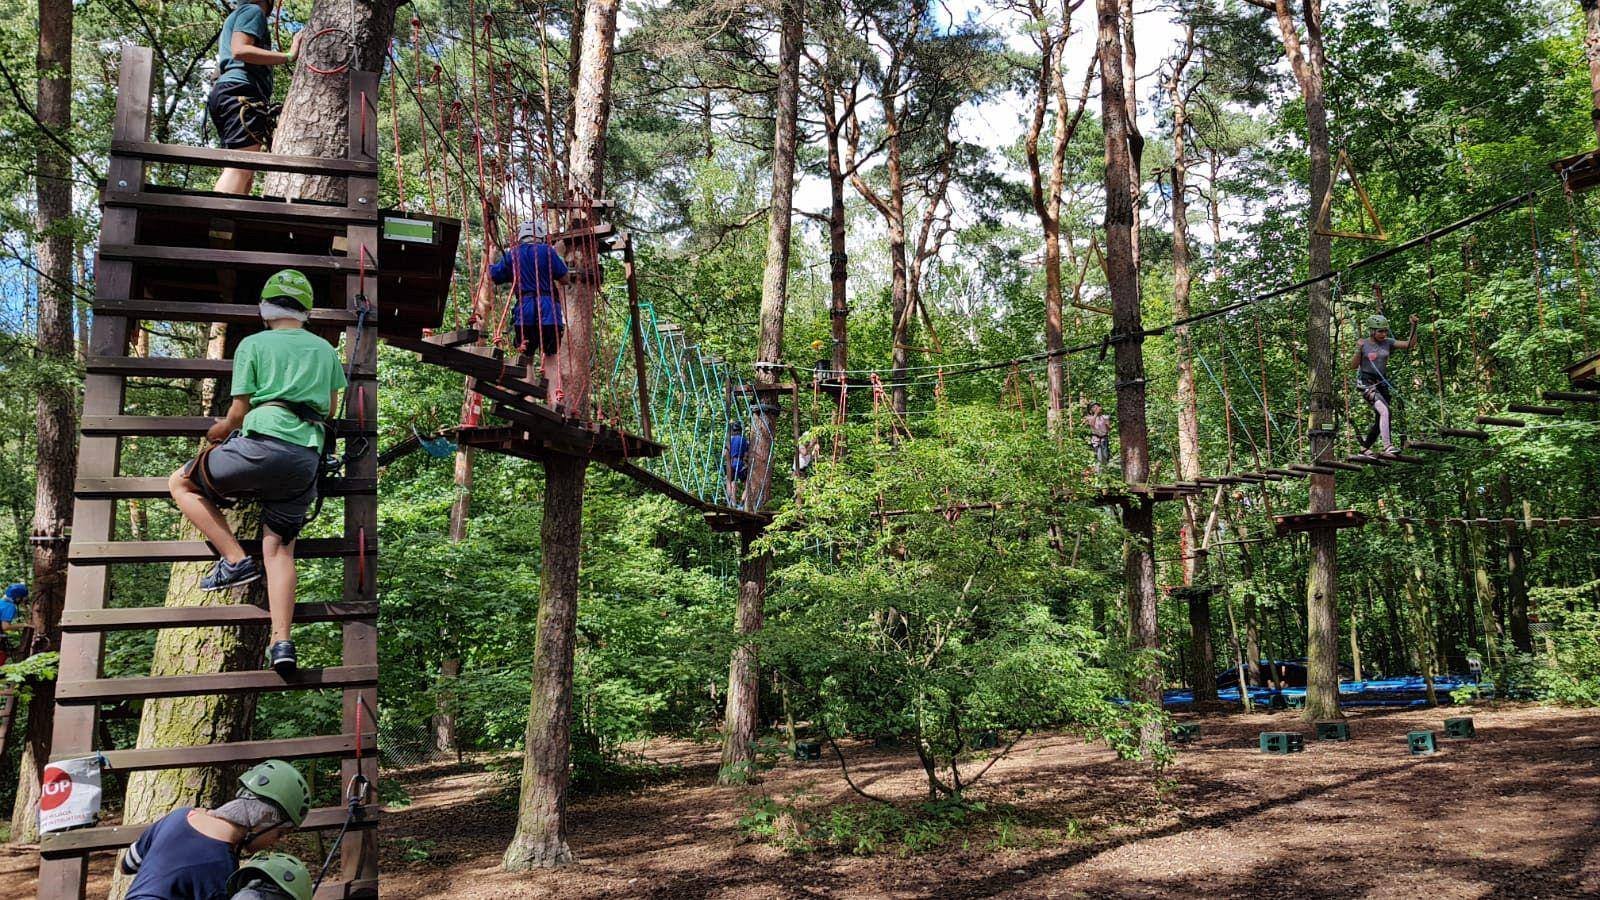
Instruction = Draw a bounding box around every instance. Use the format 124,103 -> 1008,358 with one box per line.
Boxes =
184,432 -> 320,541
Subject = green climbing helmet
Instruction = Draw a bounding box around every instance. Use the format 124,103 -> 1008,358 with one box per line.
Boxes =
226,852 -> 313,900
237,759 -> 310,827
260,269 -> 315,311
1366,313 -> 1390,333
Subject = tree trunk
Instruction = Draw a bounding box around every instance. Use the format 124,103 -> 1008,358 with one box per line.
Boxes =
503,455 -> 585,869
1498,474 -> 1532,653
720,0 -> 802,784
260,0 -> 400,201
10,0 -> 75,845
504,0 -> 619,868
1584,0 -> 1600,145
1023,2 -> 1074,431
823,86 -> 848,375
1264,0 -> 1340,722
719,531 -> 770,782
1096,0 -> 1162,755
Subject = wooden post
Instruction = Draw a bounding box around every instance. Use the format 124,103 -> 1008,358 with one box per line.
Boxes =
35,46 -> 150,900
622,235 -> 652,440
340,69 -> 381,889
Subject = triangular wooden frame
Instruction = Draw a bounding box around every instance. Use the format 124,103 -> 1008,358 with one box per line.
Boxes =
1314,149 -> 1389,242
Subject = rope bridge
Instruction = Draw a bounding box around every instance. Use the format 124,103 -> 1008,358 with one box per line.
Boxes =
607,300 -> 775,514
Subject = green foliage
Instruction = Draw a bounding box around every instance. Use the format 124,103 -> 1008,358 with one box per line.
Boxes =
739,793 -> 1052,857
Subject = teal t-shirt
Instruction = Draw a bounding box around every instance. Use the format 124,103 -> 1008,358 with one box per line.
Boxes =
217,2 -> 273,98
233,328 -> 348,450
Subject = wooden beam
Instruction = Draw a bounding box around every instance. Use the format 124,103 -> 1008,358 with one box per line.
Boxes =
110,140 -> 379,176
81,415 -> 373,437
94,298 -> 357,326
55,664 -> 379,703
52,732 -> 375,771
76,476 -> 375,499
69,536 -> 375,565
1475,415 -> 1526,427
59,601 -> 376,632
40,804 -> 378,857
99,244 -> 364,273
101,189 -> 374,226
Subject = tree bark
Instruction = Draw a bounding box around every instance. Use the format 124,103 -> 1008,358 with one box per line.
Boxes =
10,0 -> 75,845
504,0 -> 619,869
1096,0 -> 1162,755
1262,0 -> 1340,722
720,0 -> 802,784
503,454 -> 585,869
1498,474 -> 1532,653
1584,0 -> 1600,145
260,0 -> 401,201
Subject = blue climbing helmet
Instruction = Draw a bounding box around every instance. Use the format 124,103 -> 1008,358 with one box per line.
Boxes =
4,583 -> 25,602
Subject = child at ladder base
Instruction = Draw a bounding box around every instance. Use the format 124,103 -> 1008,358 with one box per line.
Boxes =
1353,313 -> 1418,456
167,270 -> 347,675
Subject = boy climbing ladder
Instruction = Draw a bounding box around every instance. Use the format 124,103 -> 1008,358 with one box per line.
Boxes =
166,269 -> 346,675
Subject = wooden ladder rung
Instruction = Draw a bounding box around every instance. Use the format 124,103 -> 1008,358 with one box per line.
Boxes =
102,189 -> 376,226
1507,403 -> 1565,417
40,803 -> 379,857
51,732 -> 375,772
81,415 -> 374,438
1320,460 -> 1364,472
1542,389 -> 1600,404
59,601 -> 376,632
76,475 -> 375,499
99,244 -> 365,274
69,536 -> 374,565
55,664 -> 379,704
1405,440 -> 1456,452
1476,415 -> 1526,427
87,356 -> 375,379
110,139 -> 378,176
422,327 -> 480,347
94,298 -> 358,326
1440,427 -> 1491,440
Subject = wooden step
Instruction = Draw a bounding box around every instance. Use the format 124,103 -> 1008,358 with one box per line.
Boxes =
422,327 -> 481,347
59,601 -> 376,632
51,732 -> 375,772
1386,452 -> 1427,464
40,803 -> 378,858
388,336 -> 545,394
1287,464 -> 1339,475
1543,389 -> 1600,403
81,415 -> 374,438
69,535 -> 375,565
76,475 -> 375,499
1347,454 -> 1390,466
100,244 -> 364,274
55,664 -> 379,704
95,298 -> 358,327
1320,460 -> 1363,472
110,139 -> 379,176
1475,415 -> 1525,428
1507,403 -> 1564,417
102,189 -> 376,226
1405,440 -> 1456,452
87,356 -> 376,379
1440,427 -> 1491,440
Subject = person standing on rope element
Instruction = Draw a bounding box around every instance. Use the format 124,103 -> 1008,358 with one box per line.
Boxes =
725,421 -> 751,506
1352,313 -> 1419,455
208,0 -> 303,195
490,220 -> 572,404
120,760 -> 310,900
1082,402 -> 1111,471
167,270 -> 346,675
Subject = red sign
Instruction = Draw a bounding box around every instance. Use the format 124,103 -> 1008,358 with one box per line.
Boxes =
40,765 -> 73,812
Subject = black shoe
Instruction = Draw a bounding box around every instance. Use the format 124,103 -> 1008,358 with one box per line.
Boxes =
269,640 -> 297,676
201,557 -> 261,592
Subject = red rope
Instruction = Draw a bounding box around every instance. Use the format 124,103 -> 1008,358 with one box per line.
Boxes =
389,60 -> 406,209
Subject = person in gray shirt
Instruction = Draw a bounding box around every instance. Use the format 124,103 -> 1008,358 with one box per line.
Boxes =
1352,313 -> 1419,455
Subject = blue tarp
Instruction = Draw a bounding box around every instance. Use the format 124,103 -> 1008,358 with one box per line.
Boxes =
1161,676 -> 1486,709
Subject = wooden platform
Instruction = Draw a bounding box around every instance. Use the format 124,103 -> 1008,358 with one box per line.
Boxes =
1568,350 -> 1600,390
1274,509 -> 1369,536
1552,148 -> 1600,194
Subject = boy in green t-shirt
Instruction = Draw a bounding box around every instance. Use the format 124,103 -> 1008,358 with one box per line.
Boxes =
168,270 -> 346,674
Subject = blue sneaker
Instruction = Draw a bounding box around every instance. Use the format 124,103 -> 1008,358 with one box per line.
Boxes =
200,557 -> 261,592
269,640 -> 297,676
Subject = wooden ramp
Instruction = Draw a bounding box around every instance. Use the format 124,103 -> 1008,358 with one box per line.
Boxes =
36,50 -> 378,899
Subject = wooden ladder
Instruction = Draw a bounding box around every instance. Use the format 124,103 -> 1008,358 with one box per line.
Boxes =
36,48 -> 380,900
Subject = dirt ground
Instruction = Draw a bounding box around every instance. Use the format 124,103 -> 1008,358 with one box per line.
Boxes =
3,703 -> 1597,898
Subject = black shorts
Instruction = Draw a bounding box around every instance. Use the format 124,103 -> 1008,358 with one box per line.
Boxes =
184,432 -> 320,541
207,80 -> 277,150
516,321 -> 564,356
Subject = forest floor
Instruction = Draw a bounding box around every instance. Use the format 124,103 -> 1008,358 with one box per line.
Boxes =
1,703 -> 1595,898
